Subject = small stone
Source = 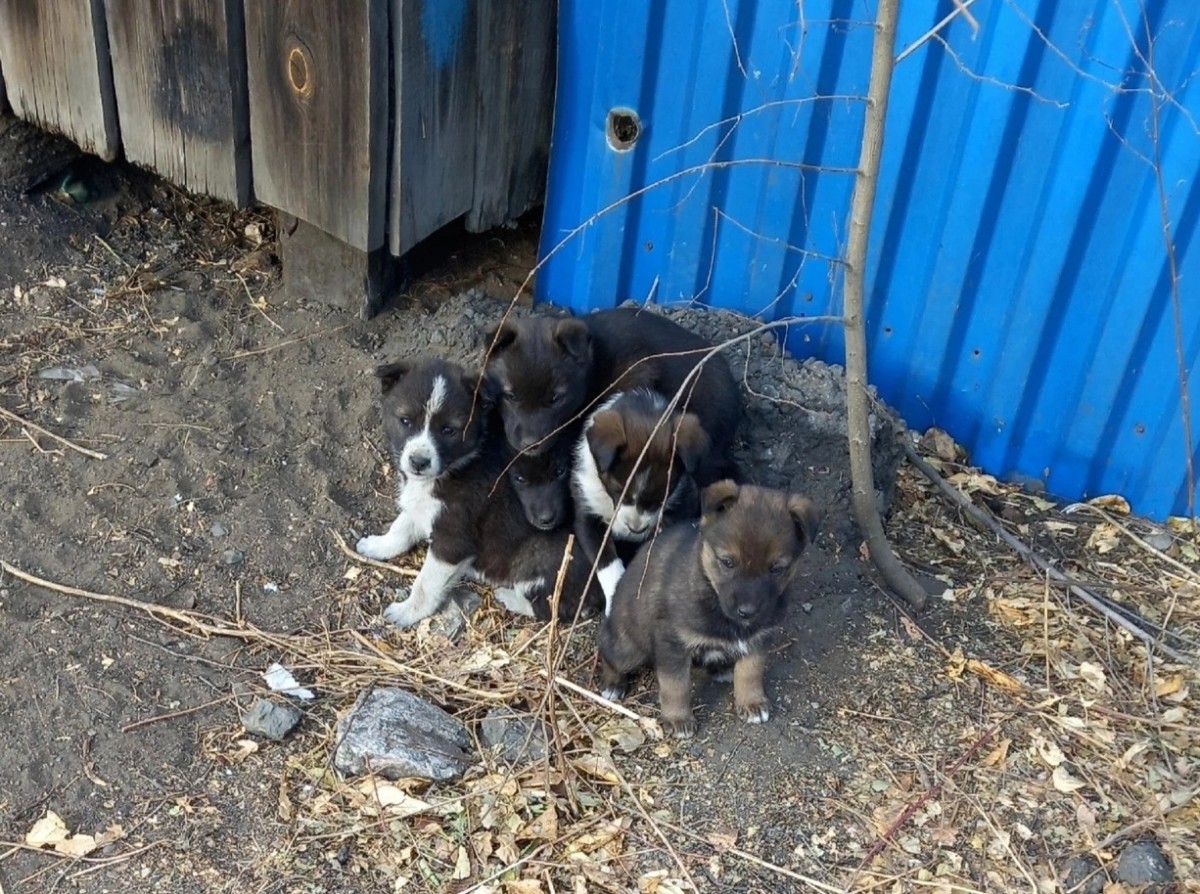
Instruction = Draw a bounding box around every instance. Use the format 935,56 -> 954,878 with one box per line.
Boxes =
429,329 -> 445,345
480,706 -> 549,765
241,698 -> 302,741
334,688 -> 473,781
1061,854 -> 1105,894
1115,840 -> 1174,893
220,548 -> 244,566
1143,530 -> 1174,552
210,522 -> 228,538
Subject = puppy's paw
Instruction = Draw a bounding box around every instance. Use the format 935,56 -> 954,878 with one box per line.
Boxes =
662,717 -> 697,739
736,700 -> 771,725
493,586 -> 537,617
383,599 -> 432,629
710,668 -> 734,683
357,534 -> 401,560
600,685 -> 627,702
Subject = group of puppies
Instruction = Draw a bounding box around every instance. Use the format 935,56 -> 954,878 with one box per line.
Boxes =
356,307 -> 820,737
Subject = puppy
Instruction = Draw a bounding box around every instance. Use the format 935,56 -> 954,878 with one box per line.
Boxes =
599,481 -> 819,738
572,388 -> 710,612
506,435 -> 574,532
356,357 -> 602,626
484,307 -> 743,523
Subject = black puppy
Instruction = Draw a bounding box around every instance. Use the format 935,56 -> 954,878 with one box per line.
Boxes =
355,357 -> 603,626
599,481 -> 819,738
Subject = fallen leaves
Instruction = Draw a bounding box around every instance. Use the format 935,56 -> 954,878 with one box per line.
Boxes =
25,810 -> 125,857
946,647 -> 1024,693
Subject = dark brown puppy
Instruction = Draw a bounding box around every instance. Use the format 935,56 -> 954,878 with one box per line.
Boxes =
599,481 -> 820,738
483,308 -> 743,530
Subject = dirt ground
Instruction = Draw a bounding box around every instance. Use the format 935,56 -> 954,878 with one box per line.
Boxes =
1,147 -> 1198,894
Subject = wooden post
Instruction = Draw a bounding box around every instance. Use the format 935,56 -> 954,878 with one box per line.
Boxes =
467,0 -> 556,232
245,0 -> 389,252
0,0 -> 120,159
103,0 -> 250,205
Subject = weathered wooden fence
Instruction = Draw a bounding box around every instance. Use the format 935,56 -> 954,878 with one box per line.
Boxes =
0,0 -> 555,312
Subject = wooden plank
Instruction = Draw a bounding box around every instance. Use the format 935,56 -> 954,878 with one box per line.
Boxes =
103,0 -> 250,205
0,0 -> 119,159
389,0 -> 480,257
466,0 -> 555,232
245,0 -> 387,251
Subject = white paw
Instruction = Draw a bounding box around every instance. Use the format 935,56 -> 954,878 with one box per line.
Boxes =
711,668 -> 734,683
738,703 -> 770,725
383,599 -> 434,629
600,686 -> 626,702
493,586 -> 536,617
357,534 -> 401,560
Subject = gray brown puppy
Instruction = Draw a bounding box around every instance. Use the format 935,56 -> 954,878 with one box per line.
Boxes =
599,481 -> 819,738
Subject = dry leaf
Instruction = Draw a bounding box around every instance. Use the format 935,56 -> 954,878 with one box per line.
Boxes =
966,659 -> 1023,693
1051,765 -> 1086,793
900,614 -> 923,640
947,471 -> 1004,495
451,846 -> 471,880
1087,494 -> 1131,515
358,780 -> 431,817
706,829 -> 738,849
1155,675 -> 1185,698
54,833 -> 98,857
26,811 -> 70,848
598,718 -> 646,753
505,881 -> 544,894
981,738 -> 1011,769
1036,736 -> 1066,768
1076,801 -> 1097,833
519,803 -> 559,841
931,527 -> 966,555
1043,520 -> 1078,533
1085,523 -> 1121,554
572,753 -> 620,784
1078,662 -> 1109,693
461,647 -> 512,674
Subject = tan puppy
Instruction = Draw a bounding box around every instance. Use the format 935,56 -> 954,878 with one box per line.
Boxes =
598,481 -> 819,738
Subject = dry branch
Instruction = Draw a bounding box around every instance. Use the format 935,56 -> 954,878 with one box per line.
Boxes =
0,405 -> 108,460
899,443 -> 1196,664
843,0 -> 929,611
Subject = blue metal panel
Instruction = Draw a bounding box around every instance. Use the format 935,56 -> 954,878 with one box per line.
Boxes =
537,0 -> 1200,520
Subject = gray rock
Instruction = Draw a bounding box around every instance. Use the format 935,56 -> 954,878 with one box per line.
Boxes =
220,548 -> 244,566
1143,530 -> 1174,552
1115,840 -> 1174,893
428,589 -> 483,640
480,706 -> 549,765
210,522 -> 229,538
335,688 -> 473,781
1061,854 -> 1105,894
242,698 -> 302,741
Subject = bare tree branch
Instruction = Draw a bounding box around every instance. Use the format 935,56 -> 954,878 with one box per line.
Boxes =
843,0 -> 929,611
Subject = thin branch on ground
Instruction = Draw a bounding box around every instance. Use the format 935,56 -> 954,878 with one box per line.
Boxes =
900,442 -> 1196,664
0,405 -> 108,460
842,0 -> 928,611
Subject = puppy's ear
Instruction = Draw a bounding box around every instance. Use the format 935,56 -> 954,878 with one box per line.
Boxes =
553,319 -> 591,363
701,479 -> 739,516
484,320 -> 519,359
461,370 -> 499,412
672,412 -> 710,473
373,361 -> 410,393
787,495 -> 821,548
587,410 -> 626,472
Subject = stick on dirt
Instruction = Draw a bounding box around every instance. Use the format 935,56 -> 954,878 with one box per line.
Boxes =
0,405 -> 108,460
842,0 -> 928,610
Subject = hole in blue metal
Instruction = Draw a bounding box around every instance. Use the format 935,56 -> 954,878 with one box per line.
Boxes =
606,109 -> 641,152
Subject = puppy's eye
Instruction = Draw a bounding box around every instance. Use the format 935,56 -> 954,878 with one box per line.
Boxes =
398,416 -> 413,428
513,474 -> 528,485
550,392 -> 566,406
770,562 -> 789,576
441,425 -> 457,437
554,463 -> 567,479
718,556 -> 735,570
502,390 -> 516,401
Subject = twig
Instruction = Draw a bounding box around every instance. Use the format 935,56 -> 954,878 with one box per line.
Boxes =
660,820 -> 844,894
331,529 -> 418,577
895,0 -> 979,64
900,442 -> 1196,664
93,234 -> 131,270
222,324 -> 350,361
842,0 -> 928,611
0,405 -> 108,460
1083,504 -> 1200,587
234,271 -> 285,333
120,696 -> 235,733
854,722 -> 1000,875
537,670 -> 643,721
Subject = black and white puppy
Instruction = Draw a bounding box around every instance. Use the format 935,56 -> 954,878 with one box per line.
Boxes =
572,388 -> 711,612
484,306 -> 744,526
599,481 -> 820,738
356,357 -> 602,626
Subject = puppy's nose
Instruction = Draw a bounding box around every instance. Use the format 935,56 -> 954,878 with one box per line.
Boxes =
736,604 -> 757,619
408,454 -> 431,473
535,511 -> 558,528
625,521 -> 650,535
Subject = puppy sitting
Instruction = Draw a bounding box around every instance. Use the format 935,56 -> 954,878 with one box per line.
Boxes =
572,388 -> 710,612
599,481 -> 819,738
356,357 -> 602,626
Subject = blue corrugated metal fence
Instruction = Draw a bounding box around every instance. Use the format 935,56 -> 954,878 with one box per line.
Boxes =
536,0 -> 1200,520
